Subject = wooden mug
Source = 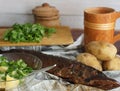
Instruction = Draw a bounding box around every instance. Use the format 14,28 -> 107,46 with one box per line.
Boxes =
84,7 -> 120,44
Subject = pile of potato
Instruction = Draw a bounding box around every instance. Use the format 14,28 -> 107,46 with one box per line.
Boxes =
76,41 -> 120,71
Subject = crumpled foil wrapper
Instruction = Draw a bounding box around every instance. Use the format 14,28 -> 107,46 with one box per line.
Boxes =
1,34 -> 120,91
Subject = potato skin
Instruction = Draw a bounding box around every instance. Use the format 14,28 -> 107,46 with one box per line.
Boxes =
76,53 -> 102,71
103,55 -> 120,71
85,41 -> 117,61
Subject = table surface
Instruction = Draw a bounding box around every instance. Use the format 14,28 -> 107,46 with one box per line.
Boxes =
0,27 -> 120,54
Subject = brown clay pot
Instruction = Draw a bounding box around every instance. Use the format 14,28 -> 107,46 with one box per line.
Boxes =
32,3 -> 60,27
34,15 -> 59,21
32,3 -> 59,17
35,19 -> 60,27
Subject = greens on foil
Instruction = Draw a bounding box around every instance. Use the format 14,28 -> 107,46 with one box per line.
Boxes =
0,56 -> 33,81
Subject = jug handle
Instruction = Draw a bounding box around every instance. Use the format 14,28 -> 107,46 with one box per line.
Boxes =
113,33 -> 120,43
113,12 -> 120,43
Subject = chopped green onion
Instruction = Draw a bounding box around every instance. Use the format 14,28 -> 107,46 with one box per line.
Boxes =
0,56 -> 33,81
3,23 -> 56,43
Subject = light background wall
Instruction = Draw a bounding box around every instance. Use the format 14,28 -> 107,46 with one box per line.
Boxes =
0,0 -> 120,30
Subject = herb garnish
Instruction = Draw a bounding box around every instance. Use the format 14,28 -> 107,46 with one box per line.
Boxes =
3,23 -> 56,43
0,56 -> 33,81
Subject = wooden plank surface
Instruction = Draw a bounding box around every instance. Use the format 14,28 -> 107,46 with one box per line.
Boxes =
0,26 -> 73,46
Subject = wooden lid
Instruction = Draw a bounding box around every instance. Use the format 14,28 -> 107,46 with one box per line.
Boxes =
32,3 -> 59,17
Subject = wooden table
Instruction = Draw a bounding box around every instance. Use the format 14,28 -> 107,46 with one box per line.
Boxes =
0,27 -> 120,54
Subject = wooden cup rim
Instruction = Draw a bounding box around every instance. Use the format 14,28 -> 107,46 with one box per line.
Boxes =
84,7 -> 115,14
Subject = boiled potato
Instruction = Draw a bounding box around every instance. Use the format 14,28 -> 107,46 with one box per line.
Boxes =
76,53 -> 102,71
6,75 -> 19,90
103,55 -> 120,71
0,81 -> 5,89
0,74 -> 5,89
85,41 -> 117,61
0,66 -> 8,72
